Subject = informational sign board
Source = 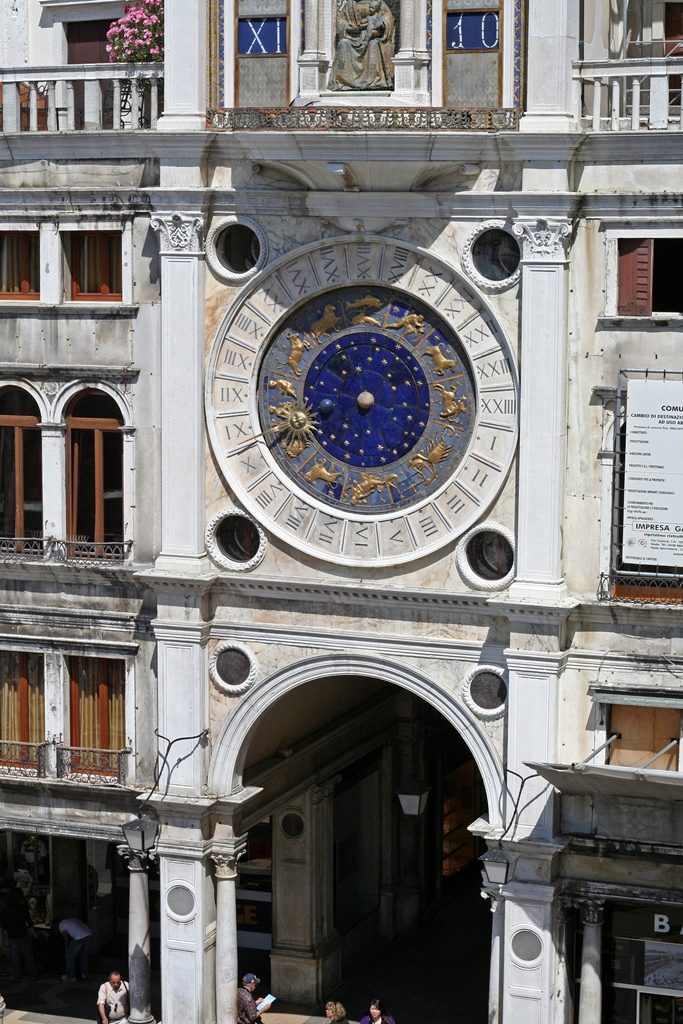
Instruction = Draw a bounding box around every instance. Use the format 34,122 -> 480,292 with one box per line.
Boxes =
623,379 -> 683,568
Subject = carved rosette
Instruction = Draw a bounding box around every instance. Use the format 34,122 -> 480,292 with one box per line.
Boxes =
151,213 -> 204,255
513,219 -> 572,263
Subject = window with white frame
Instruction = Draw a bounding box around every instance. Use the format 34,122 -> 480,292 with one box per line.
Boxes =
0,388 -> 43,545
66,391 -> 124,552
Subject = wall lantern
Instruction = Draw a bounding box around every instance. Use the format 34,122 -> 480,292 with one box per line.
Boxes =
397,781 -> 431,816
480,847 -> 513,886
121,814 -> 159,853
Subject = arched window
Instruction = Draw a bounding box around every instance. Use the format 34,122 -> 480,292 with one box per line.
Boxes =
66,392 -> 124,552
0,388 -> 43,544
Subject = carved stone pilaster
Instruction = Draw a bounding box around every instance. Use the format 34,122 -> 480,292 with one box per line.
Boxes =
151,213 -> 204,254
513,219 -> 572,262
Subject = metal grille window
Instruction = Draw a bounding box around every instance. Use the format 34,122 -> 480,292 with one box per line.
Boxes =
600,369 -> 683,602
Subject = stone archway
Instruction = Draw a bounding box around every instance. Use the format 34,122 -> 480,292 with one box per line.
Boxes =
208,651 -> 505,826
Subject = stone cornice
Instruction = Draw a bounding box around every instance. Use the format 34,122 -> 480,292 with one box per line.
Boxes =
211,621 -> 503,663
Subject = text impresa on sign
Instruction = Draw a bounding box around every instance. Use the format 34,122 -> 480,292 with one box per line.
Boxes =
623,379 -> 683,569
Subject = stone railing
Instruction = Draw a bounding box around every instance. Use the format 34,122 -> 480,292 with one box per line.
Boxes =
0,63 -> 163,132
208,106 -> 520,132
574,57 -> 683,130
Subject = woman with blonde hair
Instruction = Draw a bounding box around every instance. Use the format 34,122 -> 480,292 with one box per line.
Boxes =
325,1001 -> 349,1024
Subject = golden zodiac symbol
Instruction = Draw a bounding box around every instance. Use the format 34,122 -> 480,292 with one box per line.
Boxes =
433,383 -> 468,422
422,343 -> 458,374
268,378 -> 297,399
392,312 -> 425,337
310,304 -> 342,341
285,332 -> 310,376
345,295 -> 384,311
268,400 -> 319,457
303,459 -> 343,489
345,472 -> 399,506
407,433 -> 454,484
350,313 -> 383,327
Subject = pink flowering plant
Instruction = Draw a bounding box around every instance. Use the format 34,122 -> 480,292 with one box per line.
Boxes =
106,0 -> 164,63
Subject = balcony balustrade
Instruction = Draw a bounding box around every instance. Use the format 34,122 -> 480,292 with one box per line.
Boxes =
56,745 -> 129,785
0,740 -> 48,778
0,64 -> 163,133
575,56 -> 683,130
0,537 -> 132,565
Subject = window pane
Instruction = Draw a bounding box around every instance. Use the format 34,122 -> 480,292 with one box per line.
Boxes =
0,652 -> 45,744
22,428 -> 42,536
0,234 -> 39,295
71,428 -> 96,540
0,426 -> 17,537
102,431 -> 123,542
72,233 -> 122,297
71,657 -> 125,751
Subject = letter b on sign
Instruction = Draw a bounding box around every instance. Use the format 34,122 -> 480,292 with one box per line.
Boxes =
655,914 -> 670,933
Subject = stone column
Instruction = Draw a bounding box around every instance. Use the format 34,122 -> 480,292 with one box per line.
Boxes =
40,422 -> 66,548
485,894 -> 505,1024
297,0 -> 329,100
509,219 -> 572,602
393,0 -> 430,103
555,901 -> 573,1024
150,214 -> 208,576
118,847 -> 156,1024
212,848 -> 244,1024
578,902 -> 603,1024
157,0 -> 206,130
521,0 -> 580,131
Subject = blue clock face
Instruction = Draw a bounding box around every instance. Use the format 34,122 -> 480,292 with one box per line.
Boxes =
257,286 -> 476,514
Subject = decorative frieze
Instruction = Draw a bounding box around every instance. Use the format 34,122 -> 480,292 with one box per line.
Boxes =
208,106 -> 520,131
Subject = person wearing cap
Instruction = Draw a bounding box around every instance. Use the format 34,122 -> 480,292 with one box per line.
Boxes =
237,972 -> 271,1024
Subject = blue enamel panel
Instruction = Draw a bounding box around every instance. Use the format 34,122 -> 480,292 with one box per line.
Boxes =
446,11 -> 499,51
237,17 -> 287,55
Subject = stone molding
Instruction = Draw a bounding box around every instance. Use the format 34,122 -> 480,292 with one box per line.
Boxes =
205,508 -> 267,572
151,213 -> 204,254
209,639 -> 258,695
460,221 -> 521,293
461,664 -> 508,721
455,521 -> 516,591
513,219 -> 572,262
205,216 -> 269,284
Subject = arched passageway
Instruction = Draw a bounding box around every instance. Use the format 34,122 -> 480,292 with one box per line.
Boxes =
209,657 -> 502,1011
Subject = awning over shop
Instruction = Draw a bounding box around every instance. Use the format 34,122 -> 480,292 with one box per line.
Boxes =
526,760 -> 683,804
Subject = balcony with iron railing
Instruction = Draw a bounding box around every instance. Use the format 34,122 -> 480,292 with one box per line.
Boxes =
0,63 -> 163,133
0,537 -> 132,565
0,737 -> 129,785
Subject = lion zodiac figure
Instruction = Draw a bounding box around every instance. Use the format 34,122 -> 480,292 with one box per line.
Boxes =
310,305 -> 341,341
433,383 -> 467,421
407,434 -> 454,484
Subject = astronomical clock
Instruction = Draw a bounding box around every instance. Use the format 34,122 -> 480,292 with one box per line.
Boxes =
206,237 -> 518,567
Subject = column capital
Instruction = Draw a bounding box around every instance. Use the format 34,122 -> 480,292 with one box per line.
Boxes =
117,844 -> 157,871
578,899 -> 604,926
513,219 -> 572,263
151,213 -> 204,255
312,773 -> 342,804
211,847 -> 245,880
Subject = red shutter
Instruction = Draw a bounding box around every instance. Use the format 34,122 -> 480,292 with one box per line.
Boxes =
618,238 -> 653,315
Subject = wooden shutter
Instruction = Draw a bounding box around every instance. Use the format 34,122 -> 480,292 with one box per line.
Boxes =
618,238 -> 653,315
609,704 -> 680,771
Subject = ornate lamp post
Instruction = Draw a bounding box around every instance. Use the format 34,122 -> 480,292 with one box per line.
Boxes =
119,815 -> 160,1024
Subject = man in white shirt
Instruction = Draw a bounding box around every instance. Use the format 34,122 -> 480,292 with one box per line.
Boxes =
97,971 -> 130,1023
58,917 -> 93,981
